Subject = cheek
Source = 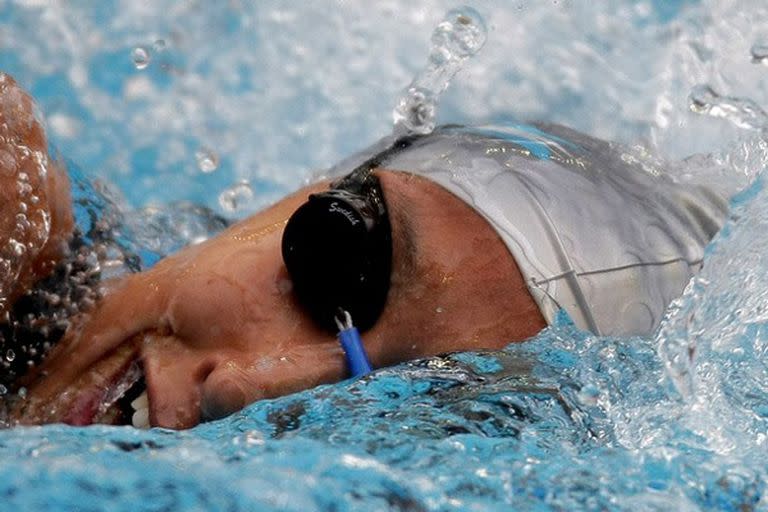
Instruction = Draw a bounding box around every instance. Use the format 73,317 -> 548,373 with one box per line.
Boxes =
165,274 -> 247,342
164,245 -> 291,344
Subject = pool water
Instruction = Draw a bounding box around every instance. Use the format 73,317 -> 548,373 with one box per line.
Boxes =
1,1 -> 768,510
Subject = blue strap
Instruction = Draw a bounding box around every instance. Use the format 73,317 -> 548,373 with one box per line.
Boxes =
336,310 -> 373,377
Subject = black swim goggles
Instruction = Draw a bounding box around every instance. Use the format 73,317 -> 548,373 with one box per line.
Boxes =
281,137 -> 416,333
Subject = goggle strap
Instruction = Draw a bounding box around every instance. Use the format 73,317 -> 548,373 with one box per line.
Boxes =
335,308 -> 373,377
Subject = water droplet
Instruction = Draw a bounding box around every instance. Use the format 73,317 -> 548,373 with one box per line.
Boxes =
131,46 -> 151,70
751,42 -> 768,65
153,39 -> 166,52
5,349 -> 15,362
430,7 -> 487,61
196,147 -> 219,173
392,7 -> 487,136
393,87 -> 437,135
218,181 -> 254,213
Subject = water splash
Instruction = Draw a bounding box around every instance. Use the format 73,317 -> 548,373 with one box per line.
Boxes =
656,172 -> 768,453
124,202 -> 230,256
689,84 -> 768,132
664,71 -> 768,402
656,278 -> 706,400
392,7 -> 487,136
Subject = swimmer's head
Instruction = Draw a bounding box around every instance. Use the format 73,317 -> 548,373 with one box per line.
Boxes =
7,170 -> 544,429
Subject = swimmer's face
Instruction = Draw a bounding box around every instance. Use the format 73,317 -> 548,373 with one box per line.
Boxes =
10,171 -> 544,429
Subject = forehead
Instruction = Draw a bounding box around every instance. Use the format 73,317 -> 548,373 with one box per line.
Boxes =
376,169 -> 506,274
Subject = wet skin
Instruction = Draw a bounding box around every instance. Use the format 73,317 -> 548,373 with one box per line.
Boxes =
2,76 -> 546,429
0,74 -> 73,318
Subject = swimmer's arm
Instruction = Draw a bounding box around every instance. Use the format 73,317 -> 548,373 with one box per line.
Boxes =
0,73 -> 74,316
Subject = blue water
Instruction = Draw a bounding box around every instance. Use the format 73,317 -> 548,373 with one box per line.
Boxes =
2,1 -> 768,510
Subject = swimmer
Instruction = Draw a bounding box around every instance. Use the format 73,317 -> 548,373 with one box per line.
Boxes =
0,74 -> 728,429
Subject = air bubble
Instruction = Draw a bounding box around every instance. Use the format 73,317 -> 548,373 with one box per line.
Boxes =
196,147 -> 219,173
131,46 -> 151,70
5,349 -> 15,362
218,181 -> 254,213
0,384 -> 6,396
750,42 -> 768,65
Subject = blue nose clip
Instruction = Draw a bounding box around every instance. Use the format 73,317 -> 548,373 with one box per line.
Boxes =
335,309 -> 373,378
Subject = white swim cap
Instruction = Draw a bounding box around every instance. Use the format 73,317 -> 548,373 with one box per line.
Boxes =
329,124 -> 728,336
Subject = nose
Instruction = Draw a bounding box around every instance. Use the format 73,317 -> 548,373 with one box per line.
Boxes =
141,331 -> 219,429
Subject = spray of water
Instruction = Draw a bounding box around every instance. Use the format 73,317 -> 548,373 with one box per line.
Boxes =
658,41 -> 768,407
392,6 -> 487,136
